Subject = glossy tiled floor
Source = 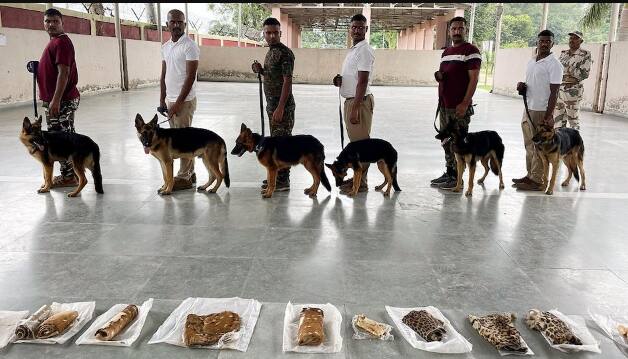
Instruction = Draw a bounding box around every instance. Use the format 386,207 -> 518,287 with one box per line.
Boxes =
1,82 -> 628,358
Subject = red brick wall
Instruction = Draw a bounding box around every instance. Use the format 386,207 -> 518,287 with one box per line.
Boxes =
202,38 -> 221,47
95,21 -> 141,39
223,40 -> 238,47
0,6 -> 90,35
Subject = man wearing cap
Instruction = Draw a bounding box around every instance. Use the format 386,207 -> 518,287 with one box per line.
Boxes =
554,31 -> 592,131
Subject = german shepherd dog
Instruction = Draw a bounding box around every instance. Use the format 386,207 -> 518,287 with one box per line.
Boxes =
230,123 -> 331,198
532,124 -> 586,195
20,116 -> 104,197
325,138 -> 401,197
435,124 -> 505,196
134,114 -> 230,195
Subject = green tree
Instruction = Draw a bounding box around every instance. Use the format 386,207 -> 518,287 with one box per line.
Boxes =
580,3 -> 627,41
369,30 -> 398,49
501,14 -> 534,47
301,29 -> 346,48
207,4 -> 270,40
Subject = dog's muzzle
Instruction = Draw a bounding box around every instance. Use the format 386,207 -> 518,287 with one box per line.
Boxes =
230,144 -> 246,157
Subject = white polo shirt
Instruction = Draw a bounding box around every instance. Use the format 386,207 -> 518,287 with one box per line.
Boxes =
525,53 -> 563,111
161,35 -> 200,102
340,39 -> 375,99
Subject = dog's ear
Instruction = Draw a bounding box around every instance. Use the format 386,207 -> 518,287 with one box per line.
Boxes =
23,117 -> 32,132
240,123 -> 248,132
150,114 -> 158,126
134,113 -> 145,130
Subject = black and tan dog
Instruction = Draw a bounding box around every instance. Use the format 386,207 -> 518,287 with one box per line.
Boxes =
435,124 -> 505,196
532,124 -> 586,195
134,113 -> 230,195
230,123 -> 331,198
325,138 -> 401,197
20,116 -> 104,197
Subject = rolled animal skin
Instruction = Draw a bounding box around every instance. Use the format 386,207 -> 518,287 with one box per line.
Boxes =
95,304 -> 138,341
298,307 -> 325,346
35,310 -> 79,339
184,311 -> 241,347
14,304 -> 52,340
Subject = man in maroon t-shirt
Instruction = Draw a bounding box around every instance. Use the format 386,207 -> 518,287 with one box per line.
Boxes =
38,8 -> 81,187
431,16 -> 481,189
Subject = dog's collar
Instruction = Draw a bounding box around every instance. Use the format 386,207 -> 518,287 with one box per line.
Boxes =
254,137 -> 267,153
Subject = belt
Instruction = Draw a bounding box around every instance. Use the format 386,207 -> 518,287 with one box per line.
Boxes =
345,94 -> 371,101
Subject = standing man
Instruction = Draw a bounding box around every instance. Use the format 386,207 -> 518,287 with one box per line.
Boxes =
513,30 -> 563,191
38,8 -> 81,187
431,16 -> 481,189
554,31 -> 592,130
333,13 -> 375,193
160,9 -> 200,190
252,17 -> 295,192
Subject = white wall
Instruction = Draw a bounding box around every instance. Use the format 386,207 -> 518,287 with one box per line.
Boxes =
604,41 -> 628,116
198,47 -> 442,86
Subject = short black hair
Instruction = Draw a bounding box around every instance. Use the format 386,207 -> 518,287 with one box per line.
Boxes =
538,29 -> 554,38
449,16 -> 467,26
263,17 -> 281,27
350,14 -> 367,23
44,8 -> 62,19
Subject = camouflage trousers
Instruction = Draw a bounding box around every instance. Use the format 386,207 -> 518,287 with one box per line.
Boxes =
266,97 -> 295,184
554,83 -> 583,131
43,98 -> 80,178
439,106 -> 472,177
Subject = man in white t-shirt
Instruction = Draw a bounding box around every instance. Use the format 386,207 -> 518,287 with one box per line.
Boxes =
513,29 -> 563,191
159,9 -> 200,190
332,13 -> 376,193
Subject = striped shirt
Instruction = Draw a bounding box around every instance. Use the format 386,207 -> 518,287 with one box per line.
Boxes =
438,42 -> 482,108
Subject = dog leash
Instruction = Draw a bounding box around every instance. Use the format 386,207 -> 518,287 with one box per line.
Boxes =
26,60 -> 39,118
433,97 -> 442,134
338,88 -> 345,149
254,60 -> 266,137
521,89 -> 537,133
156,106 -> 171,126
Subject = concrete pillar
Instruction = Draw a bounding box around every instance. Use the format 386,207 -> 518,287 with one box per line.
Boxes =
287,18 -> 293,47
184,3 -> 188,35
424,21 -> 435,50
540,3 -> 549,31
156,2 -> 163,44
492,3 -> 504,91
609,2 -> 621,42
468,3 -> 476,43
407,26 -> 417,50
435,18 -> 448,49
45,3 -> 53,9
415,25 -> 425,50
297,28 -> 302,48
272,6 -> 281,20
396,31 -> 399,49
362,3 -> 371,43
90,18 -> 97,36
140,25 -> 145,40
399,30 -> 406,50
279,12 -> 289,45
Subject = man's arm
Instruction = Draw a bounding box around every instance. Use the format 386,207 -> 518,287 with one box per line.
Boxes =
349,71 -> 370,124
545,83 -> 560,125
455,69 -> 480,117
272,75 -> 292,123
49,64 -> 70,117
160,60 -> 167,108
168,60 -> 198,117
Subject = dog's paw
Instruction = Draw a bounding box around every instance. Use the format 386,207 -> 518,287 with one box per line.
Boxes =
561,181 -> 569,187
262,192 -> 272,199
304,187 -> 313,195
580,185 -> 586,191
383,190 -> 391,197
37,187 -> 50,193
499,183 -> 505,190
465,190 -> 473,197
374,185 -> 384,191
196,186 -> 205,192
67,192 -> 79,198
477,179 -> 485,185
545,189 -> 553,195
451,187 -> 462,193
308,192 -> 317,198
208,188 -> 217,194
159,190 -> 172,196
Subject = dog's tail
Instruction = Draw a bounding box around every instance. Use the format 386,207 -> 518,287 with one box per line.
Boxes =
92,145 -> 104,194
320,162 -> 332,191
392,164 -> 401,191
222,143 -> 230,188
490,141 -> 505,176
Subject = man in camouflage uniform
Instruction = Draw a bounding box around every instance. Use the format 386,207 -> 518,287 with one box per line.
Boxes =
252,17 -> 295,191
38,8 -> 81,187
554,31 -> 592,131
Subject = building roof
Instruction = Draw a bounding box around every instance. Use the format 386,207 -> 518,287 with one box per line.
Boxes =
261,3 -> 471,31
